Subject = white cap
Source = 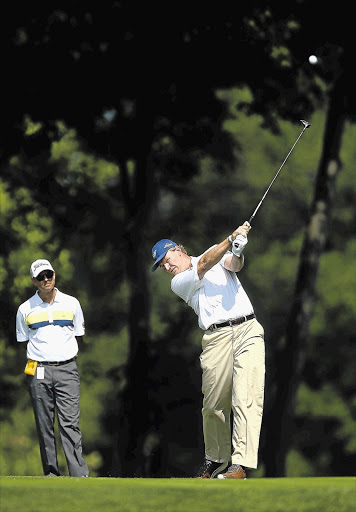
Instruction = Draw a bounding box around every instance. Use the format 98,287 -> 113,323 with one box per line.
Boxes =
30,259 -> 54,279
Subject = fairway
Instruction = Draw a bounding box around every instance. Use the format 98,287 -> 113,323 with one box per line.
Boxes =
0,476 -> 355,512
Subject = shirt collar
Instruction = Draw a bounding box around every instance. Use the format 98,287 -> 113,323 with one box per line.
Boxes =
35,287 -> 61,303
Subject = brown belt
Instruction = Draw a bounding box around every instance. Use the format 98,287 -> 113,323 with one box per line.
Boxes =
208,313 -> 255,331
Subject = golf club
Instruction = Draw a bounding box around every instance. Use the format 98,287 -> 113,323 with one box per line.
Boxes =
232,120 -> 311,256
248,119 -> 311,224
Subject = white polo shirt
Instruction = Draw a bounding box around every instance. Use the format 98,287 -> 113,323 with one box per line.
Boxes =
16,288 -> 85,362
171,248 -> 254,330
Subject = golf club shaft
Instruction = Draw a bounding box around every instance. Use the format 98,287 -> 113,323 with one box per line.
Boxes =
248,120 -> 311,225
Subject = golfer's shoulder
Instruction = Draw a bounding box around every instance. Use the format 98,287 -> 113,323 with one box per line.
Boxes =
55,289 -> 81,307
18,292 -> 39,312
172,258 -> 201,291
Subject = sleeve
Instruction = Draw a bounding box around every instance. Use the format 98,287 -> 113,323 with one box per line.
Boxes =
171,257 -> 203,304
220,250 -> 233,268
16,307 -> 29,342
73,299 -> 85,336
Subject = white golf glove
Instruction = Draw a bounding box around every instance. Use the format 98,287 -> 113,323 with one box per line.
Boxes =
232,234 -> 248,257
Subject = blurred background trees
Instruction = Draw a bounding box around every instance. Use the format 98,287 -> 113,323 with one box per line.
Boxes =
1,1 -> 355,477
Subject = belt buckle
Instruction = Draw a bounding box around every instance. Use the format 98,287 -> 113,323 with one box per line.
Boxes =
48,361 -> 60,366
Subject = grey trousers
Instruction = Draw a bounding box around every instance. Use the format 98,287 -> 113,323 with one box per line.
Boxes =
26,360 -> 89,477
200,318 -> 265,469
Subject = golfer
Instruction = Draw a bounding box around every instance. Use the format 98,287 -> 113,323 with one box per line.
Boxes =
16,259 -> 89,477
151,221 -> 265,479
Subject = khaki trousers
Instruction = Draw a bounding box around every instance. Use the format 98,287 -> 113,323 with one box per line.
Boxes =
200,318 -> 265,469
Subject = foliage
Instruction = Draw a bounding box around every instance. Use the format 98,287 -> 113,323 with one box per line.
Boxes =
1,106 -> 355,476
2,104 -> 355,477
0,0 -> 355,478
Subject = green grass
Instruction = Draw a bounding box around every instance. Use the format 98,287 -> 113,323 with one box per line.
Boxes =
0,476 -> 355,512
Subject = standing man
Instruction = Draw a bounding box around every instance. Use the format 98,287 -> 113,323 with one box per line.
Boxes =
151,222 -> 265,479
16,259 -> 89,477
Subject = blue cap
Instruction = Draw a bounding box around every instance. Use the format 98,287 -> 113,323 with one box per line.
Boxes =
151,239 -> 177,272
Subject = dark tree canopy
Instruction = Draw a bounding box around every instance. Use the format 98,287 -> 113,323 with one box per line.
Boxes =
1,0 -> 355,477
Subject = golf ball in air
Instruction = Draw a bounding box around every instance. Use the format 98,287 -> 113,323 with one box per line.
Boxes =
309,55 -> 318,65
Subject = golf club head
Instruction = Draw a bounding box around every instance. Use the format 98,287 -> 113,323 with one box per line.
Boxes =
300,119 -> 311,128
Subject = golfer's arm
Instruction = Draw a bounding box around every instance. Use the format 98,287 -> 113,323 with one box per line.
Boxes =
197,238 -> 232,279
224,253 -> 244,272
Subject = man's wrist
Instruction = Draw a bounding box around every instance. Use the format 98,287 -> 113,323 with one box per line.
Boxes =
228,234 -> 234,243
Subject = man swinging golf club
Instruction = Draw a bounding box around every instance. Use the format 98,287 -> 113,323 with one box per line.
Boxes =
151,121 -> 310,478
151,222 -> 265,479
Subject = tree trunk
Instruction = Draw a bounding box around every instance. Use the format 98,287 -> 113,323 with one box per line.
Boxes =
118,235 -> 152,476
264,83 -> 346,477
109,108 -> 157,476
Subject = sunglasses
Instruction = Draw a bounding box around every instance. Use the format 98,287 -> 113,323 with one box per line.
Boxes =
36,270 -> 54,281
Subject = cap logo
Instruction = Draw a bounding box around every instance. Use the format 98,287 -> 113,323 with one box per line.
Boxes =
164,243 -> 173,248
33,261 -> 48,271
153,250 -> 157,258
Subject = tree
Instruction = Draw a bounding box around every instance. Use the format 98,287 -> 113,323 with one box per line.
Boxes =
1,1 -> 354,476
261,4 -> 356,476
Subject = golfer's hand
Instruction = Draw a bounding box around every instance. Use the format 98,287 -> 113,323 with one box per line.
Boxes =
232,235 -> 248,257
230,222 -> 250,257
232,221 -> 251,240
